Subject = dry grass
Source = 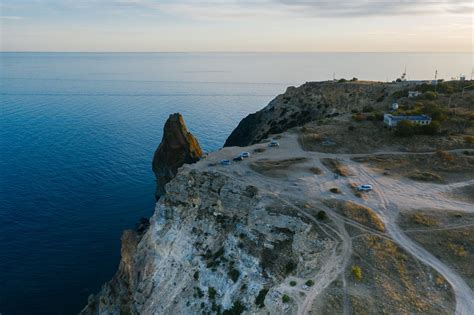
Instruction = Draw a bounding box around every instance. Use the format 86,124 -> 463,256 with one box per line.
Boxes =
398,209 -> 474,289
250,157 -> 308,177
408,171 -> 443,182
447,184 -> 474,203
325,200 -> 385,232
309,167 -> 323,175
353,152 -> 474,183
321,158 -> 352,176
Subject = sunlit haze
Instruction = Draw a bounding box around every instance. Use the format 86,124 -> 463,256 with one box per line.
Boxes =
1,0 -> 473,52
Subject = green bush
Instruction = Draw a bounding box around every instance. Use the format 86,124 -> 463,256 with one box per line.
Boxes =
282,295 -> 291,303
228,268 -> 240,282
284,261 -> 297,274
316,210 -> 327,221
290,281 -> 297,286
223,301 -> 245,315
394,120 -> 415,137
255,288 -> 269,308
350,77 -> 358,82
305,279 -> 315,286
338,78 -> 347,83
193,271 -> 199,280
417,121 -> 440,135
352,265 -> 363,281
423,91 -> 437,100
208,287 -> 217,300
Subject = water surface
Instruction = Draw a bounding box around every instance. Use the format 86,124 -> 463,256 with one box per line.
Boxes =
0,52 -> 471,314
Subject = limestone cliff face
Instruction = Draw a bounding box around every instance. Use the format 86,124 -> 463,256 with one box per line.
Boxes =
224,81 -> 395,147
80,167 -> 326,315
152,113 -> 203,199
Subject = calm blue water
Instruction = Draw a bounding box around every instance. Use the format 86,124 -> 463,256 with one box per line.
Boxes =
0,52 -> 472,314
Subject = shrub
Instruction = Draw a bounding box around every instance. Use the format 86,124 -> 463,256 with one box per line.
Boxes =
282,295 -> 291,303
423,91 -> 437,100
195,287 -> 204,298
338,78 -> 347,83
417,120 -> 440,135
255,288 -> 269,308
352,113 -> 366,122
348,125 -> 355,131
350,77 -> 358,82
330,187 -> 341,194
193,271 -> 199,280
223,301 -> 245,315
352,265 -> 362,281
436,150 -> 454,162
362,105 -> 374,113
228,268 -> 240,282
316,210 -> 327,221
394,120 -> 415,137
305,279 -> 315,286
290,281 -> 297,286
208,287 -> 217,300
464,135 -> 474,144
284,261 -> 297,274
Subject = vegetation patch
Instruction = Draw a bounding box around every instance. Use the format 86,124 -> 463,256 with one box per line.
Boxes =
325,200 -> 385,232
398,209 -> 474,290
309,167 -> 323,175
250,157 -> 308,177
321,158 -> 351,176
255,288 -> 269,308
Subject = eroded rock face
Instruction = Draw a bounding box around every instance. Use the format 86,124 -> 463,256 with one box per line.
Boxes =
152,113 -> 203,199
224,81 -> 396,147
80,167 -> 330,315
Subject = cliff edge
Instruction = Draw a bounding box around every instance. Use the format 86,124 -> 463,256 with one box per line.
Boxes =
152,113 -> 203,199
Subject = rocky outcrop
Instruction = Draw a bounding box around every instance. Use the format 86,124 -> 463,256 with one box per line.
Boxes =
152,113 -> 203,199
80,167 -> 330,314
224,81 -> 395,147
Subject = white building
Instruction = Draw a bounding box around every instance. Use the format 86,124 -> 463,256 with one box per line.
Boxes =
408,91 -> 422,98
384,114 -> 432,128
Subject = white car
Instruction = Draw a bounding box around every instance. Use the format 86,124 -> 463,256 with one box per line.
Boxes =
269,140 -> 280,147
220,159 -> 231,166
240,151 -> 250,158
357,184 -> 373,191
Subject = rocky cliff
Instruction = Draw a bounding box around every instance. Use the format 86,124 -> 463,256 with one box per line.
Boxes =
81,81 -> 473,315
224,81 -> 396,147
152,113 -> 203,199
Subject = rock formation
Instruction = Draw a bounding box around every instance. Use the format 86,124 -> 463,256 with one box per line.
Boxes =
152,113 -> 203,199
81,81 -> 472,315
224,81 -> 394,147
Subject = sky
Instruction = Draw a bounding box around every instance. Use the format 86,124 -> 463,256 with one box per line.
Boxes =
0,0 -> 473,52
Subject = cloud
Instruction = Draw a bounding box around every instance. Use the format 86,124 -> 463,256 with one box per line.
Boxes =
276,0 -> 474,17
106,0 -> 474,18
0,16 -> 25,20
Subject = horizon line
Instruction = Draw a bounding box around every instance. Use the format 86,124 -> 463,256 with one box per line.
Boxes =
1,51 -> 472,54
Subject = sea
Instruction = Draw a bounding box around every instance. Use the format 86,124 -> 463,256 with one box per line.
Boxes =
0,52 -> 472,314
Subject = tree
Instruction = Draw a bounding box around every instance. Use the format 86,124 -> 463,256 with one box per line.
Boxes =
418,121 -> 440,135
394,120 -> 415,137
423,91 -> 437,100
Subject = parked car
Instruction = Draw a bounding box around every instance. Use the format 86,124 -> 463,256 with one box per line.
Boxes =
269,140 -> 280,148
220,159 -> 231,166
233,156 -> 244,162
240,151 -> 250,158
357,184 -> 373,191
